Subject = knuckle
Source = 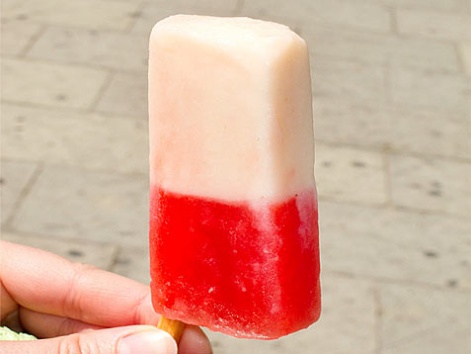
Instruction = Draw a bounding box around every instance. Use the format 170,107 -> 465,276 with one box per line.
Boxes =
57,334 -> 82,354
57,333 -> 103,354
64,263 -> 100,318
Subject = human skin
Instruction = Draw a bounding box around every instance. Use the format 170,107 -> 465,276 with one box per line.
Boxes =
0,241 -> 212,354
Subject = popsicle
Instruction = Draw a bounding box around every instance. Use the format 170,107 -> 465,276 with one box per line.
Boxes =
148,15 -> 320,340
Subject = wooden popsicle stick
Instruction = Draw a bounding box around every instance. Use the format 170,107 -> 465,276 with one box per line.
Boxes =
157,316 -> 186,343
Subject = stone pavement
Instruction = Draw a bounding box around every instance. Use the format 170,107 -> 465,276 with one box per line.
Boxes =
1,0 -> 470,353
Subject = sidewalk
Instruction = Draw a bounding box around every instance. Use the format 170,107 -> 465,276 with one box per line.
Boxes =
1,0 -> 470,353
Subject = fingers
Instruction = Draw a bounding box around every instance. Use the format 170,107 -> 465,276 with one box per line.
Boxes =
19,307 -> 102,338
0,241 -> 157,327
0,281 -> 17,323
20,308 -> 213,354
179,326 -> 213,354
1,241 -> 213,353
2,325 -> 178,354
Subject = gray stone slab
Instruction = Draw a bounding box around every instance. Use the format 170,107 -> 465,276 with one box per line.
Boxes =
95,72 -> 147,117
461,42 -> 471,75
241,0 -> 392,33
131,6 -> 184,34
380,283 -> 471,354
314,100 -> 470,160
389,155 -> 471,217
389,107 -> 471,160
312,56 -> 386,102
0,160 -> 38,225
2,232 -> 118,271
314,99 -> 390,149
130,2 -> 238,34
303,26 -> 461,72
396,8 -> 471,41
1,104 -> 148,174
2,58 -> 108,110
112,245 -> 150,284
315,144 -> 388,206
10,165 -> 149,249
233,5 -> 304,33
1,0 -> 140,31
147,0 -> 239,11
379,0 -> 469,11
27,27 -> 148,72
390,63 -> 471,112
0,19 -> 42,56
204,274 -> 376,354
320,201 -> 471,290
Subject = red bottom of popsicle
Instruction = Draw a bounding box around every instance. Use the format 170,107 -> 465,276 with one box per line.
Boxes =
149,186 -> 321,339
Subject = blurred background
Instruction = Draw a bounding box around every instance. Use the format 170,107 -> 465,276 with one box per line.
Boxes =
1,0 -> 470,353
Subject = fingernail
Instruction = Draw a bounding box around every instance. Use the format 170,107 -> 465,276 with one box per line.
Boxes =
118,330 -> 177,354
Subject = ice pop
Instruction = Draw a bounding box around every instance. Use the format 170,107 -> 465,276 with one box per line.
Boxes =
148,15 -> 320,340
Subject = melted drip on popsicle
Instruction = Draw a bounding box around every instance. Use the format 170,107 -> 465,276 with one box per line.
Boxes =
149,186 -> 321,339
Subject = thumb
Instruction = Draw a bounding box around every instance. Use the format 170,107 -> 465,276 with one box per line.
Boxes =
3,325 -> 177,354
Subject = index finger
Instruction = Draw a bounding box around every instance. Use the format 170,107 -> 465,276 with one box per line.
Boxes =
0,241 -> 156,327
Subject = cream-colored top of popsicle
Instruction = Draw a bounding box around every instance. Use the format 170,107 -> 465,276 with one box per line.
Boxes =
149,15 -> 315,202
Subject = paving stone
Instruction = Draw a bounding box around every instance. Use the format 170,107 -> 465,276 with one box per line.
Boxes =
461,42 -> 471,75
0,160 -> 38,225
1,104 -> 148,174
389,107 -> 471,160
396,9 -> 471,41
112,245 -> 150,284
380,283 -> 471,354
130,6 -> 185,34
241,0 -> 392,33
205,274 -> 376,354
2,232 -> 118,271
312,56 -> 386,102
314,100 -> 471,160
379,0 -> 469,11
10,166 -> 149,249
95,72 -> 147,117
27,27 -> 148,72
320,201 -> 471,290
314,99 -> 390,149
303,26 -> 461,72
1,0 -> 140,31
233,5 -> 304,33
2,58 -> 108,110
389,63 -> 471,112
146,0 -> 239,11
315,144 -> 388,206
389,155 -> 471,217
130,2 -> 238,34
0,19 -> 42,56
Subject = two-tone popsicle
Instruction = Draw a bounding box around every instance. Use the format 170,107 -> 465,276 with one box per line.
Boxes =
148,15 -> 321,340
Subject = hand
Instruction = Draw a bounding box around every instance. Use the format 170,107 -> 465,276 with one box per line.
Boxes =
0,241 -> 212,354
